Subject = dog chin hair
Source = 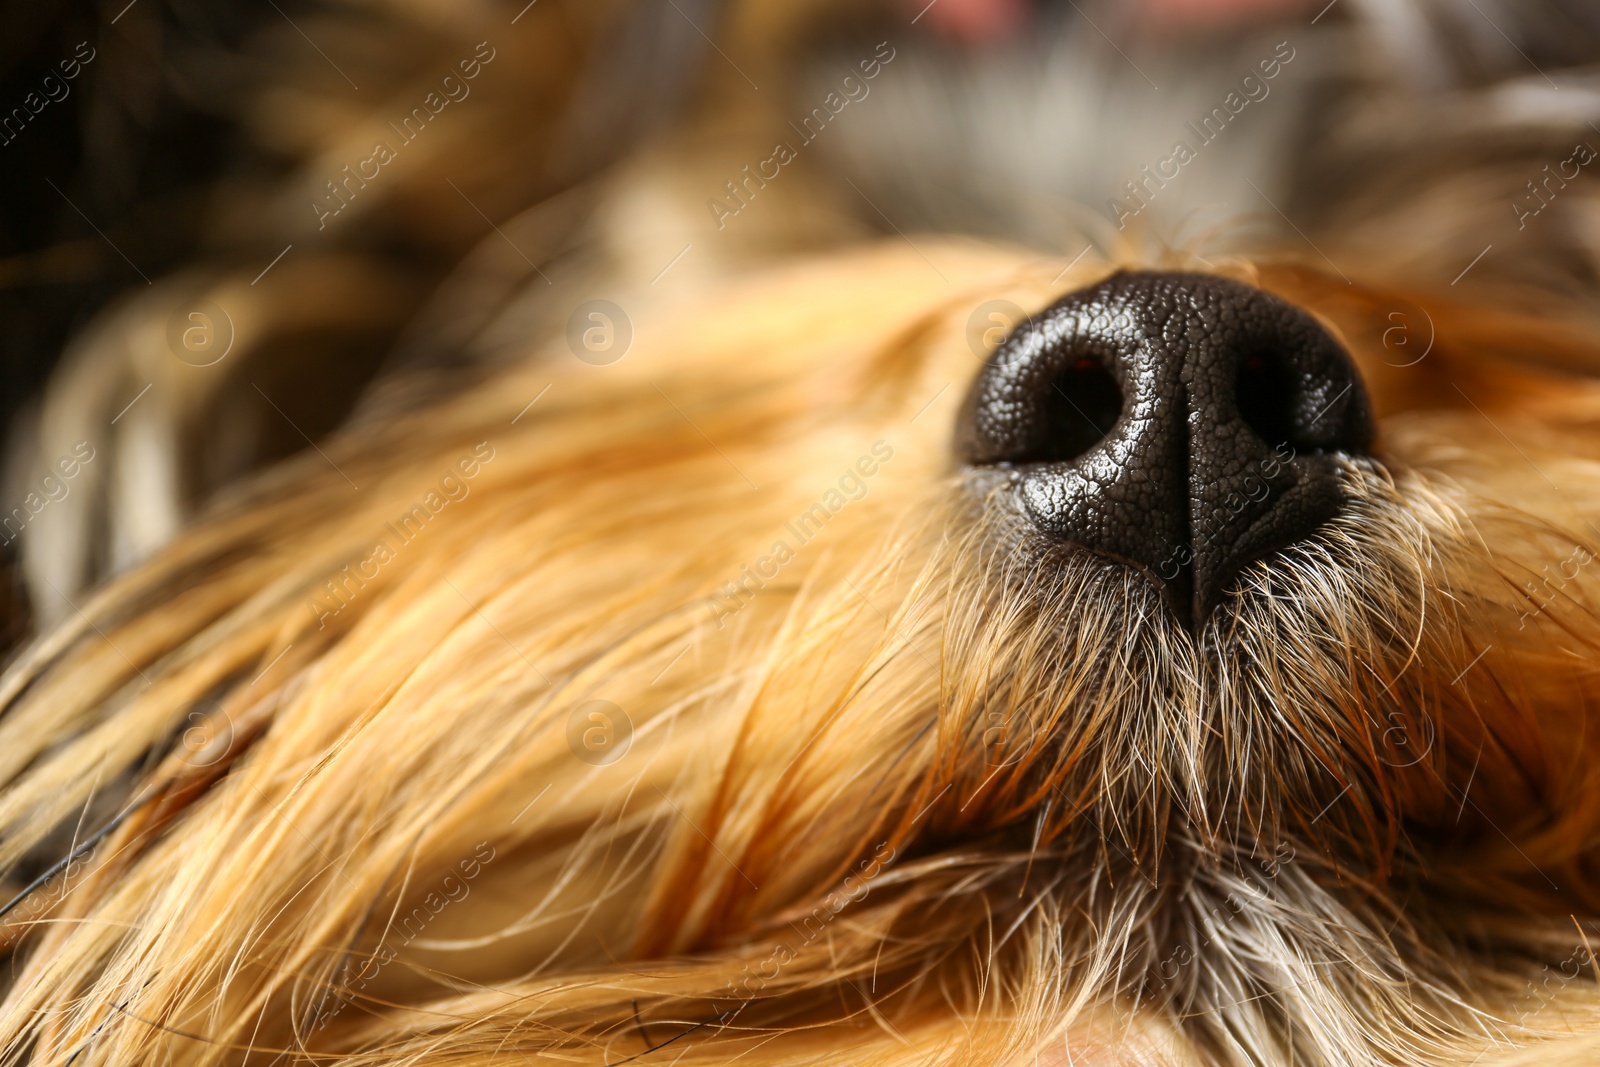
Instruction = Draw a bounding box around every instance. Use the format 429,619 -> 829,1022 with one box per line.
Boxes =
940,457 -> 1534,864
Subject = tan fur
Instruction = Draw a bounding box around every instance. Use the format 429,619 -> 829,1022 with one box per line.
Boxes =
4,239 -> 1600,1064
10,0 -> 1600,1063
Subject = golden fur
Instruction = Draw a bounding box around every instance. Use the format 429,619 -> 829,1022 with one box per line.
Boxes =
10,1 -> 1600,1064
6,241 -> 1600,1065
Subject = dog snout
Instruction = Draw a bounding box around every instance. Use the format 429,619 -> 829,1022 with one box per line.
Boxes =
958,270 -> 1375,630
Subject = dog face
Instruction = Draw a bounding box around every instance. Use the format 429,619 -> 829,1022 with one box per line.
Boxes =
7,235 -> 1600,1065
12,3 -> 1600,1063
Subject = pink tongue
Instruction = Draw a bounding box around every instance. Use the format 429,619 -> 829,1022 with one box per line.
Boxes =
902,0 -> 1029,43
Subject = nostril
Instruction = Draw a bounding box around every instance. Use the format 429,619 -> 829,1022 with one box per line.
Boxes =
1025,357 -> 1122,464
957,270 -> 1376,631
1234,350 -> 1300,451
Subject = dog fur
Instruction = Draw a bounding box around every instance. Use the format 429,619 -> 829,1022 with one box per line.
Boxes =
8,2 -> 1600,1065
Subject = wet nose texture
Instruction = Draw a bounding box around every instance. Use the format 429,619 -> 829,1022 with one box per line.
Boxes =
957,271 -> 1375,631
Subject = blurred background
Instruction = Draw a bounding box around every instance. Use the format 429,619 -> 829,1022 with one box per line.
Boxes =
4,0 -> 1600,651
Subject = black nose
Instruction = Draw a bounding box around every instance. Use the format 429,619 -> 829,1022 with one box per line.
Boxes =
958,271 -> 1375,630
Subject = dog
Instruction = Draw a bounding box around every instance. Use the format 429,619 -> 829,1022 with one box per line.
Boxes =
7,1 -> 1600,1065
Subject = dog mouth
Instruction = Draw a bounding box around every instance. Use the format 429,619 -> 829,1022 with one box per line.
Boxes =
929,441 -> 1525,883
956,269 -> 1375,632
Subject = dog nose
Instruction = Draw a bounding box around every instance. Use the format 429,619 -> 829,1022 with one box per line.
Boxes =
958,271 -> 1375,630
